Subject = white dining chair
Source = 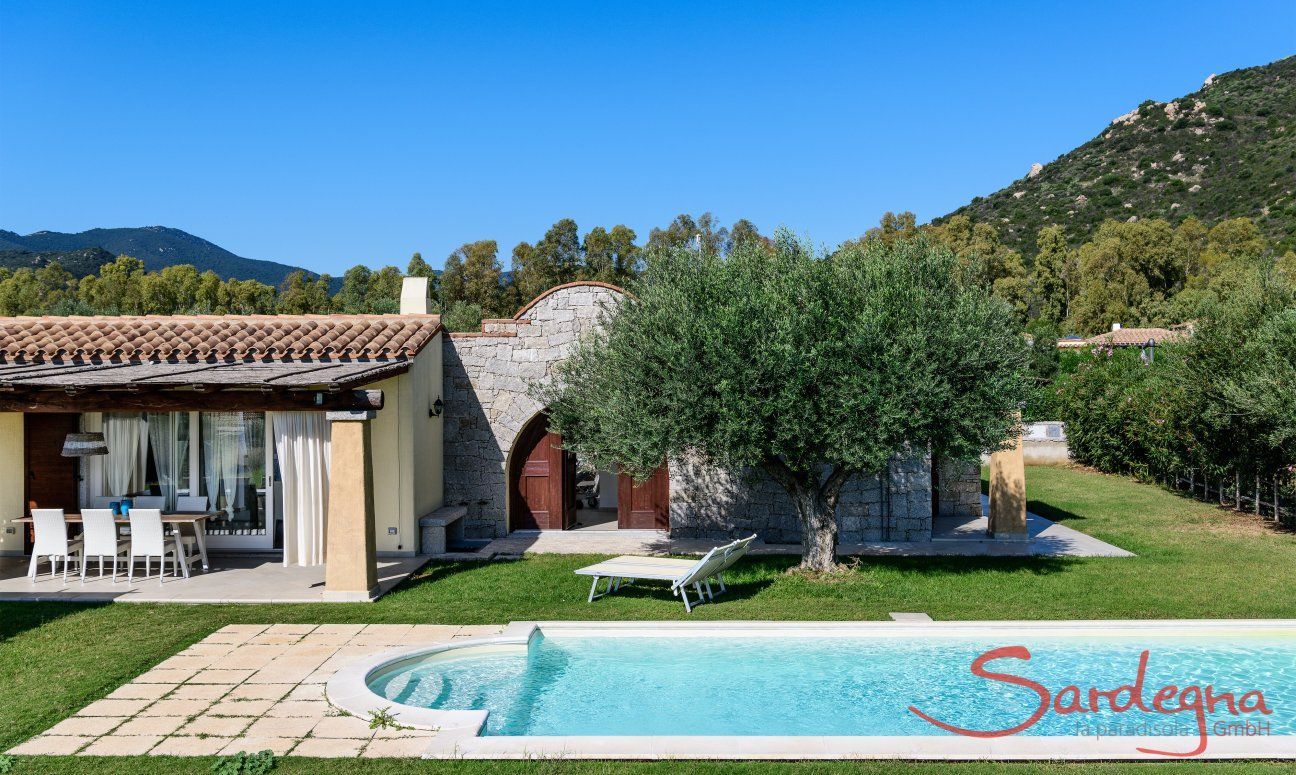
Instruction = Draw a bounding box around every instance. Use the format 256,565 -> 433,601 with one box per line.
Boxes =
80,509 -> 129,583
127,497 -> 166,540
27,509 -> 82,583
126,508 -> 188,585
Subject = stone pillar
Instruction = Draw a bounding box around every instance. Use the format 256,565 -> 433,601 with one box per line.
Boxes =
324,410 -> 379,601
988,414 -> 1028,541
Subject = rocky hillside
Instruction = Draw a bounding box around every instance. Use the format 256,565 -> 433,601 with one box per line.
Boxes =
939,55 -> 1296,256
0,247 -> 116,278
0,226 -> 322,286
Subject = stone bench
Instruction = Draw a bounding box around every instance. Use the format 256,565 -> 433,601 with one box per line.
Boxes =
419,505 -> 468,555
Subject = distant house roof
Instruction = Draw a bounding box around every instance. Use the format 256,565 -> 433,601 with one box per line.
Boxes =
0,314 -> 443,362
1057,326 -> 1187,349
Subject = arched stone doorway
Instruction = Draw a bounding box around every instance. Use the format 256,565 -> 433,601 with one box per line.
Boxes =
508,411 -> 575,530
507,411 -> 670,531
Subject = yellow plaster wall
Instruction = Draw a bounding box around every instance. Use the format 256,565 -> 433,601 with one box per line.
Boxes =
0,413 -> 24,556
367,337 -> 444,555
411,335 -> 444,520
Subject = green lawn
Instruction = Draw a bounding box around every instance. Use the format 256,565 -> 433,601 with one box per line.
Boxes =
1,465 -> 1293,774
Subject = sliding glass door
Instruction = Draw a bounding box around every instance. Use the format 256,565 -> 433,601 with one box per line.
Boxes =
81,410 -> 276,551
197,412 -> 272,549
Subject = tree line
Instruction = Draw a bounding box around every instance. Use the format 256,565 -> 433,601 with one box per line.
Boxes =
1051,266 -> 1295,524
0,213 -> 766,332
856,211 -> 1296,338
3,209 -> 1290,339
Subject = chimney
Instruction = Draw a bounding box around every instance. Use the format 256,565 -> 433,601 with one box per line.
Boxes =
400,277 -> 432,315
1111,323 -> 1122,332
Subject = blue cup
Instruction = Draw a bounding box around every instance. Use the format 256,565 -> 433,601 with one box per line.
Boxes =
109,501 -> 122,515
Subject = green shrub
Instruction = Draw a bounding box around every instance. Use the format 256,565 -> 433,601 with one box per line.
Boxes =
1056,348 -> 1190,477
212,751 -> 276,775
441,300 -> 487,332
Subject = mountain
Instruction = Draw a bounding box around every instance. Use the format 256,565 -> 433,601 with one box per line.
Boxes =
939,55 -> 1296,256
0,226 -> 324,287
0,247 -> 117,278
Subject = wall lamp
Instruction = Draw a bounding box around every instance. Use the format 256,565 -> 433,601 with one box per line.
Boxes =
429,397 -> 444,418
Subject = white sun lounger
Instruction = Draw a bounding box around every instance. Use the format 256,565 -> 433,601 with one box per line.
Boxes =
575,535 -> 756,612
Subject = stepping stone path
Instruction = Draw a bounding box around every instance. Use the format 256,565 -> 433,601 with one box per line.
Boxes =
7,622 -> 505,758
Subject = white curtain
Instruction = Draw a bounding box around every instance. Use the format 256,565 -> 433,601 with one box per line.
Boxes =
80,412 -> 104,506
147,412 -> 188,511
102,413 -> 141,497
271,411 -> 331,566
202,413 -> 244,515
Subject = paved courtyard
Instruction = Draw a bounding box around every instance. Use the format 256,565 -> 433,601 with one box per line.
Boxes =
7,623 -> 503,759
0,555 -> 430,604
481,496 -> 1132,559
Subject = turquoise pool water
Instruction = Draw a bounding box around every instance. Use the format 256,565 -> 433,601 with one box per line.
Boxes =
368,634 -> 1295,737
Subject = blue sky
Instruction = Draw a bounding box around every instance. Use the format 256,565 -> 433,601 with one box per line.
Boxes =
2,1 -> 1293,274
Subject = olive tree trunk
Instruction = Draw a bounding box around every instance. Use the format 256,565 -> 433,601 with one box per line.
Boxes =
762,460 -> 857,573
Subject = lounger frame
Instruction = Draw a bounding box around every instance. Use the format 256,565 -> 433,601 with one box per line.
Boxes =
575,535 -> 756,612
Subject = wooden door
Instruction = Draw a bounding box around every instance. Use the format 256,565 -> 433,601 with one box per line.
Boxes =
509,417 -> 573,531
618,465 -> 669,529
23,413 -> 81,551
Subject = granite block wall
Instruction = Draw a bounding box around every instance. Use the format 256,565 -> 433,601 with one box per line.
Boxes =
935,457 -> 983,519
442,282 -> 938,542
668,451 -> 933,544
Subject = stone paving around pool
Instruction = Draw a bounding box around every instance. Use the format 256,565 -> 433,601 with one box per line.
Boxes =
7,623 -> 504,759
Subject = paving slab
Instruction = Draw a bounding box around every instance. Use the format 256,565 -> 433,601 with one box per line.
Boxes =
0,555 -> 429,604
150,736 -> 235,756
7,621 -> 502,758
9,735 -> 95,755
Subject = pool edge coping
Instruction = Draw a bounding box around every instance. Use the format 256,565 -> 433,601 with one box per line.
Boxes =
324,618 -> 1296,760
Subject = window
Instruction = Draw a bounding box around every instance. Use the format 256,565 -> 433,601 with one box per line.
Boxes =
82,410 -> 275,548
199,412 -> 268,537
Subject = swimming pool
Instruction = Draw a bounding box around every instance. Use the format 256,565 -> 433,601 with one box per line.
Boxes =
327,620 -> 1296,759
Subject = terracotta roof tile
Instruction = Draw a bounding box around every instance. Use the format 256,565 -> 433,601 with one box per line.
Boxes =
1057,326 -> 1192,349
0,314 -> 443,362
1087,327 -> 1184,347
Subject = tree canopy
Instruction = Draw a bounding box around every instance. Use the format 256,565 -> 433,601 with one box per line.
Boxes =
538,233 -> 1029,570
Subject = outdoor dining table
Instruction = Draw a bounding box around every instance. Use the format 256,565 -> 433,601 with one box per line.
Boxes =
16,512 -> 214,573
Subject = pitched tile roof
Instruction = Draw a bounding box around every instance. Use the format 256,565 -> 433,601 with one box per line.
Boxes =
1090,327 -> 1184,347
1057,326 -> 1186,349
0,314 -> 443,362
0,359 -> 412,391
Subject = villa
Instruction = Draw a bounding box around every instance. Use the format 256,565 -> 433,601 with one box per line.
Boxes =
0,278 -> 983,601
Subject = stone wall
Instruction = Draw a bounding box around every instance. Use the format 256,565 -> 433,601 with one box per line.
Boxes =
935,457 -> 982,519
442,282 -> 937,542
442,283 -> 625,538
668,453 -> 933,544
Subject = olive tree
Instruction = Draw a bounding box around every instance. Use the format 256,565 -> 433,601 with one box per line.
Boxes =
538,233 -> 1029,572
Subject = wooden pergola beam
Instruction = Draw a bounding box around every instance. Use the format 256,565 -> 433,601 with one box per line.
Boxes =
0,388 -> 384,413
